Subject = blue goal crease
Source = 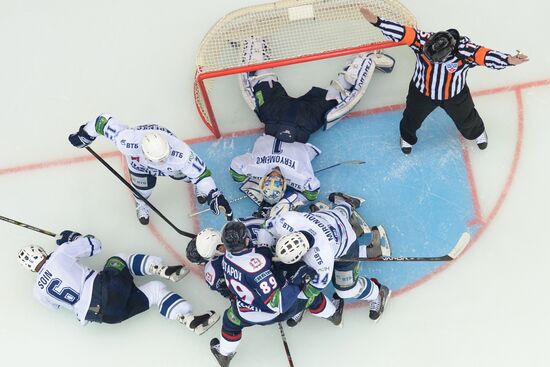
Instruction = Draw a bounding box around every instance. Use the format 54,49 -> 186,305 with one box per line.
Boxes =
189,110 -> 478,298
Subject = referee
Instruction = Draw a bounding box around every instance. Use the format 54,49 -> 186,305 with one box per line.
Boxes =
360,7 -> 529,154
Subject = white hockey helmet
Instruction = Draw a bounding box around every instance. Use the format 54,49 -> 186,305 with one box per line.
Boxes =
275,232 -> 310,264
141,132 -> 170,163
196,228 -> 223,259
18,245 -> 48,272
259,168 -> 287,205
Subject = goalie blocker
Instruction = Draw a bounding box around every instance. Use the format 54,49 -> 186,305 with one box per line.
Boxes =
238,37 -> 395,143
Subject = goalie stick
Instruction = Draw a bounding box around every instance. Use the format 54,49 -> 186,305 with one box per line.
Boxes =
335,232 -> 470,262
0,215 -> 56,237
188,159 -> 366,217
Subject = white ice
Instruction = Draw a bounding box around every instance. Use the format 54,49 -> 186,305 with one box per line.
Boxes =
1,0 -> 549,366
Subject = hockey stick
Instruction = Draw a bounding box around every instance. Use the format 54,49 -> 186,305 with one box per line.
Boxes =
85,147 -> 196,238
0,215 -> 56,237
277,322 -> 295,367
335,232 -> 470,262
314,159 -> 365,174
188,159 -> 366,217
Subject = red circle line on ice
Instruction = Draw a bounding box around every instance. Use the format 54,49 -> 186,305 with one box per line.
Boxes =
1,78 -> 548,307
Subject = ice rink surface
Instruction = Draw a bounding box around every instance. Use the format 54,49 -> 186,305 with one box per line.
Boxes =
1,0 -> 549,366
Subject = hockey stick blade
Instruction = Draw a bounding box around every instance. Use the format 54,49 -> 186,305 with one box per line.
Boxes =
446,231 -> 470,259
336,232 -> 471,262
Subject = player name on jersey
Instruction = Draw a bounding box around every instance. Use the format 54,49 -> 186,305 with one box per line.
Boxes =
255,155 -> 296,169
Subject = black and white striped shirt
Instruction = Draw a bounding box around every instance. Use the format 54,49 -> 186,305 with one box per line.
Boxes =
374,18 -> 511,100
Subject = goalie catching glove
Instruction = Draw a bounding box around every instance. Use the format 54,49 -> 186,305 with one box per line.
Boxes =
206,189 -> 233,221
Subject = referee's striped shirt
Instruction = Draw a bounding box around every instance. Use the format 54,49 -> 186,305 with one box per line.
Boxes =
374,18 -> 511,100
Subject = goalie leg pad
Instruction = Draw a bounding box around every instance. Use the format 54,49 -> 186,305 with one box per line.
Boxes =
239,37 -> 278,110
238,71 -> 278,111
325,54 -> 375,126
368,51 -> 396,73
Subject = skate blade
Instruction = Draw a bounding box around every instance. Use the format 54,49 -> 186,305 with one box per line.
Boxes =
373,289 -> 392,324
195,312 -> 220,335
171,267 -> 190,282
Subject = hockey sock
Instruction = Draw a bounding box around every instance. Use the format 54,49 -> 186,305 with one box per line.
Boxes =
333,202 -> 353,220
220,329 -> 242,356
125,254 -> 164,277
335,276 -> 379,301
138,281 -> 192,320
308,294 -> 337,318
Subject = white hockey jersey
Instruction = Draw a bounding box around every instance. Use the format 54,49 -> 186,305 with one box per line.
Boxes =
83,114 -> 217,196
230,135 -> 321,194
33,236 -> 102,325
263,210 -> 356,289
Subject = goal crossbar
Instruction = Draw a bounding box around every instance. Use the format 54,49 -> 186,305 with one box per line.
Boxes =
194,0 -> 416,137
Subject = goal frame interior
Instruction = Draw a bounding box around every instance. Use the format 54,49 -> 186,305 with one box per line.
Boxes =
194,0 -> 416,138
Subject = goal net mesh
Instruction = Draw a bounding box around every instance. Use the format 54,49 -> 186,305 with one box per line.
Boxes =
195,0 -> 416,136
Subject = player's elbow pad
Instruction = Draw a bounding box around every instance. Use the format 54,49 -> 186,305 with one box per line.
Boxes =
229,168 -> 247,182
302,189 -> 319,201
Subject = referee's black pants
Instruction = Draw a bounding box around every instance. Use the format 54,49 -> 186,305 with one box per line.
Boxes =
400,82 -> 485,145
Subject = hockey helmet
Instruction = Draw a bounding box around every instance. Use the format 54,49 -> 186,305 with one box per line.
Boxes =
221,221 -> 250,253
18,245 -> 48,272
195,228 -> 223,260
141,132 -> 170,163
259,168 -> 287,205
186,238 -> 206,264
276,231 -> 311,264
423,31 -> 457,62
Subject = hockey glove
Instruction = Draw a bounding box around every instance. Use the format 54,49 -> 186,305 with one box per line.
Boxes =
289,264 -> 317,290
68,124 -> 96,148
206,189 -> 233,220
55,230 -> 82,246
217,279 -> 232,299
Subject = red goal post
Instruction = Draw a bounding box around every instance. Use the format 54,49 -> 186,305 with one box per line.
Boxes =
194,0 -> 416,138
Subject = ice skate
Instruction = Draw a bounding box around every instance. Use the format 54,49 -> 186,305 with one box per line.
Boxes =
210,338 -> 236,367
150,264 -> 189,282
328,192 -> 364,209
350,210 -> 370,237
369,279 -> 391,322
327,294 -> 344,327
178,311 -> 219,335
136,201 -> 150,225
286,310 -> 305,328
367,225 -> 391,258
475,130 -> 488,150
400,137 -> 412,154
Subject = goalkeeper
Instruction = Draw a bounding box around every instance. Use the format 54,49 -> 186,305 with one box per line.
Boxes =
231,37 -> 395,217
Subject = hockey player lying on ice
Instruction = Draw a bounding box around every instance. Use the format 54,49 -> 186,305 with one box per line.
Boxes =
229,37 -> 395,218
18,230 -> 219,333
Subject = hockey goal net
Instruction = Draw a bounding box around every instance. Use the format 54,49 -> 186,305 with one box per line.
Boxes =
194,0 -> 416,137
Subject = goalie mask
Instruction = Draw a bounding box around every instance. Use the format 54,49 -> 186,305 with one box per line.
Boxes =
259,168 -> 287,205
18,245 -> 48,272
141,132 -> 170,164
195,228 -> 223,260
423,31 -> 458,62
276,232 -> 311,264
